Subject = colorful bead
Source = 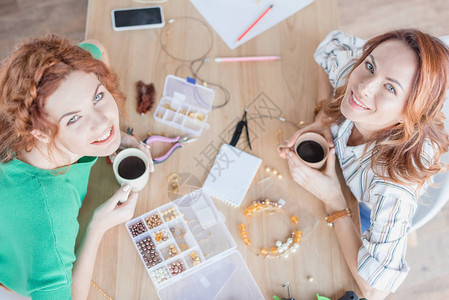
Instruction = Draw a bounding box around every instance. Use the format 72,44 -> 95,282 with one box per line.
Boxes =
291,216 -> 299,225
241,198 -> 302,258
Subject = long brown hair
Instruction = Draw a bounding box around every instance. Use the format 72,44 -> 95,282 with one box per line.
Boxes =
320,29 -> 449,186
0,35 -> 126,163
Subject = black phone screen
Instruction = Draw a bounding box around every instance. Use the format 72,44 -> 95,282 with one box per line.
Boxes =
114,7 -> 162,27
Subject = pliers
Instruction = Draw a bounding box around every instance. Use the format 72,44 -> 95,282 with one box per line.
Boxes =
144,135 -> 196,164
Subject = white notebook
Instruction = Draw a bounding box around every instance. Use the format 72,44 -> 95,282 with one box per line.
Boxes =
190,0 -> 314,49
202,144 -> 262,207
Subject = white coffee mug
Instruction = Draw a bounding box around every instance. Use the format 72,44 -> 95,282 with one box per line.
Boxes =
113,148 -> 150,192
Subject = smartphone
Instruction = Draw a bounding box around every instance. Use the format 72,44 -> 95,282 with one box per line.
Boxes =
111,6 -> 165,31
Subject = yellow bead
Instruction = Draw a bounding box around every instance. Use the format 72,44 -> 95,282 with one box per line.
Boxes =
197,114 -> 205,121
243,238 -> 252,246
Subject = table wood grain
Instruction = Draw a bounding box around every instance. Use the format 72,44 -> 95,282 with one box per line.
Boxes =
79,0 -> 361,298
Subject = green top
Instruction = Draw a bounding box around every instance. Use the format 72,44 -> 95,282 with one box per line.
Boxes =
0,157 -> 97,299
0,43 -> 102,299
78,43 -> 102,60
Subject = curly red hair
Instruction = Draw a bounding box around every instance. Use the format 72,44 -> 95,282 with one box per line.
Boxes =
318,29 -> 449,186
0,35 -> 126,163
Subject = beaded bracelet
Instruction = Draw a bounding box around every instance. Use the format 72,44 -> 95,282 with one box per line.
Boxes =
240,198 -> 302,258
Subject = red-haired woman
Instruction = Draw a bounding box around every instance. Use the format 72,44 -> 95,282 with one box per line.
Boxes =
279,30 -> 449,299
0,36 -> 153,299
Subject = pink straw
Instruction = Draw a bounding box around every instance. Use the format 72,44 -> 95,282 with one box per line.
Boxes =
214,56 -> 281,62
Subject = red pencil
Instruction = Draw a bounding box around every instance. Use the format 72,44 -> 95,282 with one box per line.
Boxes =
237,4 -> 274,42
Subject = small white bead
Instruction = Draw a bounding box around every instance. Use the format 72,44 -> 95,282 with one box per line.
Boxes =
287,238 -> 292,244
275,240 -> 282,247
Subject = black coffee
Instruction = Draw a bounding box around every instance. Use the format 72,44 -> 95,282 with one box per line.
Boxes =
118,156 -> 146,179
296,140 -> 325,163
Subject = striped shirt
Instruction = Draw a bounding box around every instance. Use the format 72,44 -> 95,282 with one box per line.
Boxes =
313,30 -> 435,292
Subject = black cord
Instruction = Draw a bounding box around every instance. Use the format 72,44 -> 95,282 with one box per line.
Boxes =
160,17 -> 230,109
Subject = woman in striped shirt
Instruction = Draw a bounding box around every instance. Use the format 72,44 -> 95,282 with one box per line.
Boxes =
279,30 -> 449,299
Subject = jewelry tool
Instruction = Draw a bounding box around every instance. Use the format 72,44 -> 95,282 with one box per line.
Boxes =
273,282 -> 295,300
144,135 -> 197,164
237,4 -> 274,42
229,107 -> 252,150
214,56 -> 281,62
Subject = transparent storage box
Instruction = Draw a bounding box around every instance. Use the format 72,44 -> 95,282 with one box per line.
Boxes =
126,189 -> 264,300
153,75 -> 215,136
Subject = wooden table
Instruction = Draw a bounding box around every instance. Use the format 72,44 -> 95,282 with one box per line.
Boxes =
79,0 -> 361,299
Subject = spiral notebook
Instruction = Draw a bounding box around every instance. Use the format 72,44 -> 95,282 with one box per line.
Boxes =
202,144 -> 262,207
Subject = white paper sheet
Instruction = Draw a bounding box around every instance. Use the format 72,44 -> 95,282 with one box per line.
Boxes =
190,0 -> 314,49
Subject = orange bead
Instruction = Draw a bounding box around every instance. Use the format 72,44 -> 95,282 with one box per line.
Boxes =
291,216 -> 299,225
239,224 -> 246,232
270,247 -> 278,254
261,248 -> 268,256
243,238 -> 252,246
244,209 -> 252,217
240,232 -> 248,239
